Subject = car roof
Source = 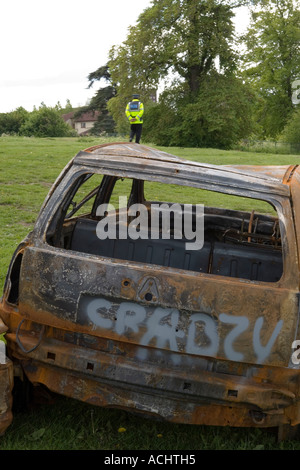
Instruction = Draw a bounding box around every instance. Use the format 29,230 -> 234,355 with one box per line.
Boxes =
72,142 -> 292,198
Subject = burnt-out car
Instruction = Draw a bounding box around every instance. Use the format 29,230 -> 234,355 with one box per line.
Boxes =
1,142 -> 300,438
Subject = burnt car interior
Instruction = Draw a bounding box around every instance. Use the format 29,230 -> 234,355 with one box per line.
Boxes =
46,173 -> 283,283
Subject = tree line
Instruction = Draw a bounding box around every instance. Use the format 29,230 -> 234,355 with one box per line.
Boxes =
0,102 -> 76,138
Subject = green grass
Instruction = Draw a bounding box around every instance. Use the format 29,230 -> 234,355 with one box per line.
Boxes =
0,393 -> 287,451
0,136 -> 300,450
0,392 -> 285,451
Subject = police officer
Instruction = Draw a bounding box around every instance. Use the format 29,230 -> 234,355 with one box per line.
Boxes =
125,94 -> 144,144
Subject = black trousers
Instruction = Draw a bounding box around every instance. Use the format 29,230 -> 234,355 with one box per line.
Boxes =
129,124 -> 142,144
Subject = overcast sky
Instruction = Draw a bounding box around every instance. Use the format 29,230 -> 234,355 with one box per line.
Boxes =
0,1 -> 250,113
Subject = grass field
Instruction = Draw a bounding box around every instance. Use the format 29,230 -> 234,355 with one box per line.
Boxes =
0,136 -> 300,451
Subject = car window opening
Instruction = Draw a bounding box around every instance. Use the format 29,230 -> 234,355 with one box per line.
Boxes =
46,174 -> 283,283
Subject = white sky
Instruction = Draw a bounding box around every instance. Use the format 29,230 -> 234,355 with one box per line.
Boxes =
0,1 -> 250,113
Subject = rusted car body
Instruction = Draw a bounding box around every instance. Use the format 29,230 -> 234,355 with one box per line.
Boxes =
1,142 -> 300,437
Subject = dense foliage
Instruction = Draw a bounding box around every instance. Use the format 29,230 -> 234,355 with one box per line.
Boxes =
281,107 -> 300,148
143,73 -> 255,148
241,0 -> 300,138
0,107 -> 29,135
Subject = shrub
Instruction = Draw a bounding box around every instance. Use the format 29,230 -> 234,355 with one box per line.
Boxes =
20,106 -> 75,137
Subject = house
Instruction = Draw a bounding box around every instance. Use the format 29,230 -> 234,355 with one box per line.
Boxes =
62,110 -> 100,135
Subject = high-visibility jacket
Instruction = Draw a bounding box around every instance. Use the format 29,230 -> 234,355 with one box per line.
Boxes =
125,99 -> 144,124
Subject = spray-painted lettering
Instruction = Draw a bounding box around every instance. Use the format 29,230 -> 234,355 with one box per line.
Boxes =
81,298 -> 283,365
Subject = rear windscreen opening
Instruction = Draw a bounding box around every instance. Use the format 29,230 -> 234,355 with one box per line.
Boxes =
46,174 -> 283,283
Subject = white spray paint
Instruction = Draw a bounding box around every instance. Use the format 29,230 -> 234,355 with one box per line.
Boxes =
85,298 -> 283,364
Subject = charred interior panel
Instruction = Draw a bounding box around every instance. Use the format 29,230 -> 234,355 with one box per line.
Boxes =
64,208 -> 283,282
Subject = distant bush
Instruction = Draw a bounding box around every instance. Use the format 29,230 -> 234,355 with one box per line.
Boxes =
19,106 -> 75,137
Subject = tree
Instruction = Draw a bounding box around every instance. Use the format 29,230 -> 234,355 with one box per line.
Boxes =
108,0 -> 237,100
241,0 -> 300,138
106,0 -> 255,146
78,65 -> 116,134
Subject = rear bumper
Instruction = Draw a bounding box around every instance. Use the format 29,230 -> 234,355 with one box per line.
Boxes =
5,322 -> 300,429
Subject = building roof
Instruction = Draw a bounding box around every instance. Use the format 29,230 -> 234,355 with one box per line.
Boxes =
62,111 -> 100,123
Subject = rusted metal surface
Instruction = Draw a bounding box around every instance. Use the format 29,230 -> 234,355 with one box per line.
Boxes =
1,143 -> 300,435
0,359 -> 13,435
0,340 -> 13,435
0,317 -> 13,434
